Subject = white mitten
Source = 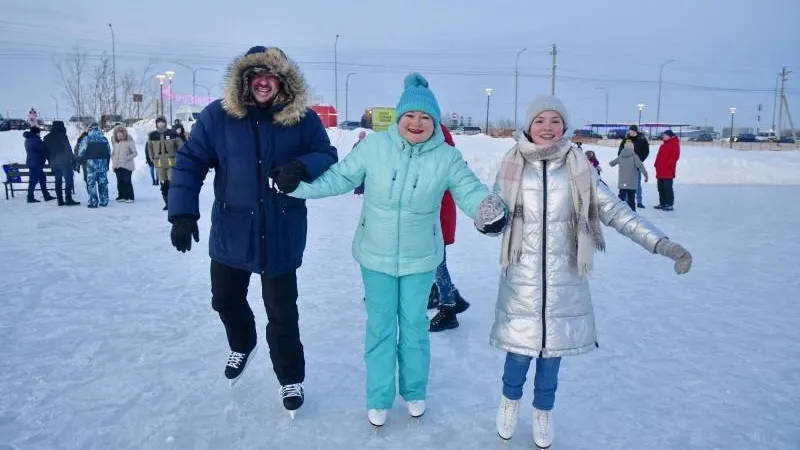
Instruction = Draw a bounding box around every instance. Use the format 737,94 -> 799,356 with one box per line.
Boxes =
655,239 -> 692,275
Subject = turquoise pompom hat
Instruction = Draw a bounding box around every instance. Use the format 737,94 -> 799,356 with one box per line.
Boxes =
395,72 -> 442,126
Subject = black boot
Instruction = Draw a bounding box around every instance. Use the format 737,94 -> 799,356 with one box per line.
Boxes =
65,195 -> 80,206
43,192 -> 56,201
27,197 -> 40,203
427,284 -> 439,310
56,193 -> 65,206
160,181 -> 170,210
430,306 -> 459,332
451,290 -> 471,314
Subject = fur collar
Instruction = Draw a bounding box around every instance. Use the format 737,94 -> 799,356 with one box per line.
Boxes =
221,47 -> 308,126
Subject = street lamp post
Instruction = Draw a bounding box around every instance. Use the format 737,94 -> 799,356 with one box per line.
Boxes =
196,84 -> 213,99
595,87 -> 609,124
334,34 -> 340,122
729,107 -> 736,149
50,95 -> 59,120
485,88 -> 493,134
108,23 -> 117,116
173,62 -> 217,104
637,103 -> 645,128
156,74 -> 166,116
656,58 -> 675,127
514,47 -> 527,130
345,72 -> 357,123
165,71 -> 175,123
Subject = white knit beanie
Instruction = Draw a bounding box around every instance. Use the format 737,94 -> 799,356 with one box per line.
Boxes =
524,95 -> 569,132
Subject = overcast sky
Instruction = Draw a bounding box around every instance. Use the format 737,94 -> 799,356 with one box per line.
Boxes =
2,0 -> 798,131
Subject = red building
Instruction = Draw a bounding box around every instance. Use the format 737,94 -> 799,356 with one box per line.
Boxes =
310,104 -> 337,128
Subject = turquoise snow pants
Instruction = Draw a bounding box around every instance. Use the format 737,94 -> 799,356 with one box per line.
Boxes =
360,266 -> 434,409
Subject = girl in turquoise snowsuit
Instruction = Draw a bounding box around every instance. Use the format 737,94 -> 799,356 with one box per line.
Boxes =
289,73 -> 506,426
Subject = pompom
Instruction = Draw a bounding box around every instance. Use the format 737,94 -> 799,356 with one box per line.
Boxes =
403,72 -> 429,89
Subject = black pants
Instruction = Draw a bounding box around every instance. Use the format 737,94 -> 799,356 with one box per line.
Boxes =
618,189 -> 636,211
210,260 -> 305,385
114,168 -> 135,200
53,167 -> 75,201
657,178 -> 674,207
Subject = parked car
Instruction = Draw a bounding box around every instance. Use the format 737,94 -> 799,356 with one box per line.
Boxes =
733,133 -> 758,142
573,129 -> 603,139
778,136 -> 796,144
0,119 -> 29,131
453,126 -> 482,135
689,133 -> 714,142
338,121 -> 361,130
606,128 -> 628,139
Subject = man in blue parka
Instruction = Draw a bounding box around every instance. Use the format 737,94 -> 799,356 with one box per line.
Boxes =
167,46 -> 337,415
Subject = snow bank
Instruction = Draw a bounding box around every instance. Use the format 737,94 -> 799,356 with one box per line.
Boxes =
2,127 -> 799,186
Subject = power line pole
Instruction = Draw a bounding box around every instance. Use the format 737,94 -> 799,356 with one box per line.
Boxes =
777,67 -> 788,139
771,73 -> 780,133
108,24 -> 116,116
550,44 -> 557,95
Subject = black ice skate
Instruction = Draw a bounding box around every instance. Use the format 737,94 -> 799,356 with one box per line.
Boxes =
225,346 -> 258,387
280,383 -> 304,419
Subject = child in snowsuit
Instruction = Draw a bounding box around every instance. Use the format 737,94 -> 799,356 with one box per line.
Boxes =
609,142 -> 648,211
584,150 -> 601,175
288,73 -> 506,427
489,95 -> 692,449
78,123 -> 111,208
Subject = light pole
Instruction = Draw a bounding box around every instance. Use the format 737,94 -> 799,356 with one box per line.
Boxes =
156,74 -> 166,116
173,62 -> 217,104
50,95 -> 59,120
334,34 -> 340,123
165,70 -> 175,123
345,72 -> 357,123
656,58 -> 675,127
514,47 -> 527,130
595,87 -> 609,124
637,103 -> 645,128
729,107 -> 736,149
196,84 -> 213,99
485,88 -> 493,134
108,23 -> 117,116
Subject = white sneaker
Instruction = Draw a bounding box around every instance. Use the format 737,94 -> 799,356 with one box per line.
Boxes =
532,408 -> 553,449
496,395 -> 519,440
368,409 -> 387,427
406,400 -> 426,418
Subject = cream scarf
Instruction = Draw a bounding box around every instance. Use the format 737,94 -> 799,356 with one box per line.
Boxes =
496,137 -> 605,275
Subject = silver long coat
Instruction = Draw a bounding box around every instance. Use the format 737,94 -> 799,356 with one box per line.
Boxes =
489,155 -> 667,358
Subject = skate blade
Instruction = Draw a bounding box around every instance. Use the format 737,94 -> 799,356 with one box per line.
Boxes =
288,410 -> 296,420
226,346 -> 258,388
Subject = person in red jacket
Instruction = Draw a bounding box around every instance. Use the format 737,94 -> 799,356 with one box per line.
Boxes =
654,129 -> 680,211
428,124 -> 471,332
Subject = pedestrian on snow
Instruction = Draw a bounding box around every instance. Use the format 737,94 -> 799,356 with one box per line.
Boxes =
584,150 -> 602,175
111,125 -> 138,203
489,95 -> 692,449
654,129 -> 680,211
428,123 -> 472,332
617,125 -> 650,208
352,130 -> 368,195
74,126 -> 89,182
23,126 -> 55,203
147,116 -> 180,210
610,141 -> 649,211
168,45 -> 338,415
43,120 -> 80,206
78,123 -> 111,208
27,108 -> 38,127
172,123 -> 188,146
288,72 -> 507,427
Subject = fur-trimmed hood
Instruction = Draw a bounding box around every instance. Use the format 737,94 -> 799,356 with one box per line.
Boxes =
222,46 -> 308,126
112,124 -> 130,143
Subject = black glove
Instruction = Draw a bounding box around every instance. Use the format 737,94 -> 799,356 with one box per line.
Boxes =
269,160 -> 307,194
480,215 -> 507,235
171,215 -> 200,253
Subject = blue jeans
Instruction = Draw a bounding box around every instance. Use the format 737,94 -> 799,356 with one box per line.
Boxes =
502,352 -> 561,411
435,248 -> 456,307
149,165 -> 157,184
636,169 -> 643,205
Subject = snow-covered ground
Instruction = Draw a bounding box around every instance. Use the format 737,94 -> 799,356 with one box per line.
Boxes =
1,128 -> 799,449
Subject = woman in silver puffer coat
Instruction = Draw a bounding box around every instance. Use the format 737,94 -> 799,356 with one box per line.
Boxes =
489,96 -> 693,449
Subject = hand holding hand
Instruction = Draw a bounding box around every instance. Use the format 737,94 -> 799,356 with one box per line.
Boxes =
475,194 -> 507,235
269,160 -> 307,194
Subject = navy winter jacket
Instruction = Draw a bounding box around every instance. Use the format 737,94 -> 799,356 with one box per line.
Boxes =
23,131 -> 47,167
168,46 -> 338,276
